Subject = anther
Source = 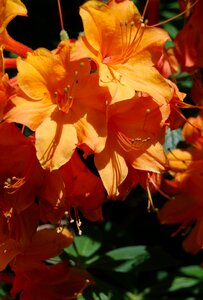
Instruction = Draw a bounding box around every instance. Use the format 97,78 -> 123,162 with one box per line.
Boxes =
80,61 -> 85,67
4,176 -> 26,193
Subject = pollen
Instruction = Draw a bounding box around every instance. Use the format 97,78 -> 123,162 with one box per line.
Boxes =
4,176 -> 26,194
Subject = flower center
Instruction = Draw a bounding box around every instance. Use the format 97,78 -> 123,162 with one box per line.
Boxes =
103,17 -> 147,66
54,85 -> 74,114
54,62 -> 85,113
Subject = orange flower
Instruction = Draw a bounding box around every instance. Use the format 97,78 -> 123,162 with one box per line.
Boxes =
182,113 -> 203,147
0,0 -> 27,34
0,50 -> 16,120
5,45 -> 109,170
0,0 -> 31,57
0,73 -> 15,120
72,0 -> 173,103
39,151 -> 105,224
159,146 -> 203,253
11,262 -> 93,300
91,94 -> 169,198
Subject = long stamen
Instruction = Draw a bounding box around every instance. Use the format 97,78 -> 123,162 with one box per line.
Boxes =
3,154 -> 37,194
74,207 -> 82,235
4,176 -> 26,194
54,63 -> 85,113
173,105 -> 202,133
57,0 -> 69,40
150,0 -> 199,27
121,19 -> 147,62
146,175 -> 157,212
117,131 -> 150,152
142,0 -> 150,19
147,172 -> 171,200
57,0 -> 64,31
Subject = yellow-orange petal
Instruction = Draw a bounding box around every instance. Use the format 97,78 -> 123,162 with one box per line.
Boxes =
95,145 -> 128,198
132,142 -> 167,172
5,96 -> 55,131
35,113 -> 78,170
101,63 -> 172,104
0,0 -> 27,33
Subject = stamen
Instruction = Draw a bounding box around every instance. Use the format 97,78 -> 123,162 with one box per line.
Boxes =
53,63 -> 85,113
4,176 -> 26,194
4,207 -> 13,222
142,0 -> 150,20
150,0 -> 199,27
172,105 -> 201,133
142,108 -> 151,130
74,207 -> 82,235
57,0 -> 65,31
147,172 -> 171,200
146,175 -> 158,212
117,131 -> 150,152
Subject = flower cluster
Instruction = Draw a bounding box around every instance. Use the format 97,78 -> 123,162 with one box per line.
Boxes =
159,0 -> 203,254
0,0 -> 199,298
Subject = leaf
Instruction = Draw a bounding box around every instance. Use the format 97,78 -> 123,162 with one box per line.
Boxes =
162,23 -> 178,39
65,234 -> 101,258
93,246 -> 150,273
169,276 -> 199,292
105,246 -> 148,261
180,265 -> 203,279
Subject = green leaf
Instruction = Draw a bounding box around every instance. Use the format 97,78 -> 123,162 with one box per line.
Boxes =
162,23 -> 178,39
169,277 -> 199,292
105,246 -> 148,261
93,246 -> 150,273
65,234 -> 101,258
180,265 -> 203,279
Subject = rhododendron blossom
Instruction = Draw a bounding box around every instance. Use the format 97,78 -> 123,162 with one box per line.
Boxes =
0,0 -> 200,298
72,0 -> 173,103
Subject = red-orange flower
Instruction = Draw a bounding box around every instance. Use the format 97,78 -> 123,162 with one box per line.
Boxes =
11,262 -> 93,300
175,0 -> 203,72
0,203 -> 39,271
0,122 -> 43,213
159,145 -> 203,253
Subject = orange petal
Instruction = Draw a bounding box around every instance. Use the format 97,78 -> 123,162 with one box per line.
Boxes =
95,144 -> 128,198
35,113 -> 77,170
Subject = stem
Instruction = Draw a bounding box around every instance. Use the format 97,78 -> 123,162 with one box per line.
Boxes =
4,58 -> 17,69
2,30 -> 33,57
